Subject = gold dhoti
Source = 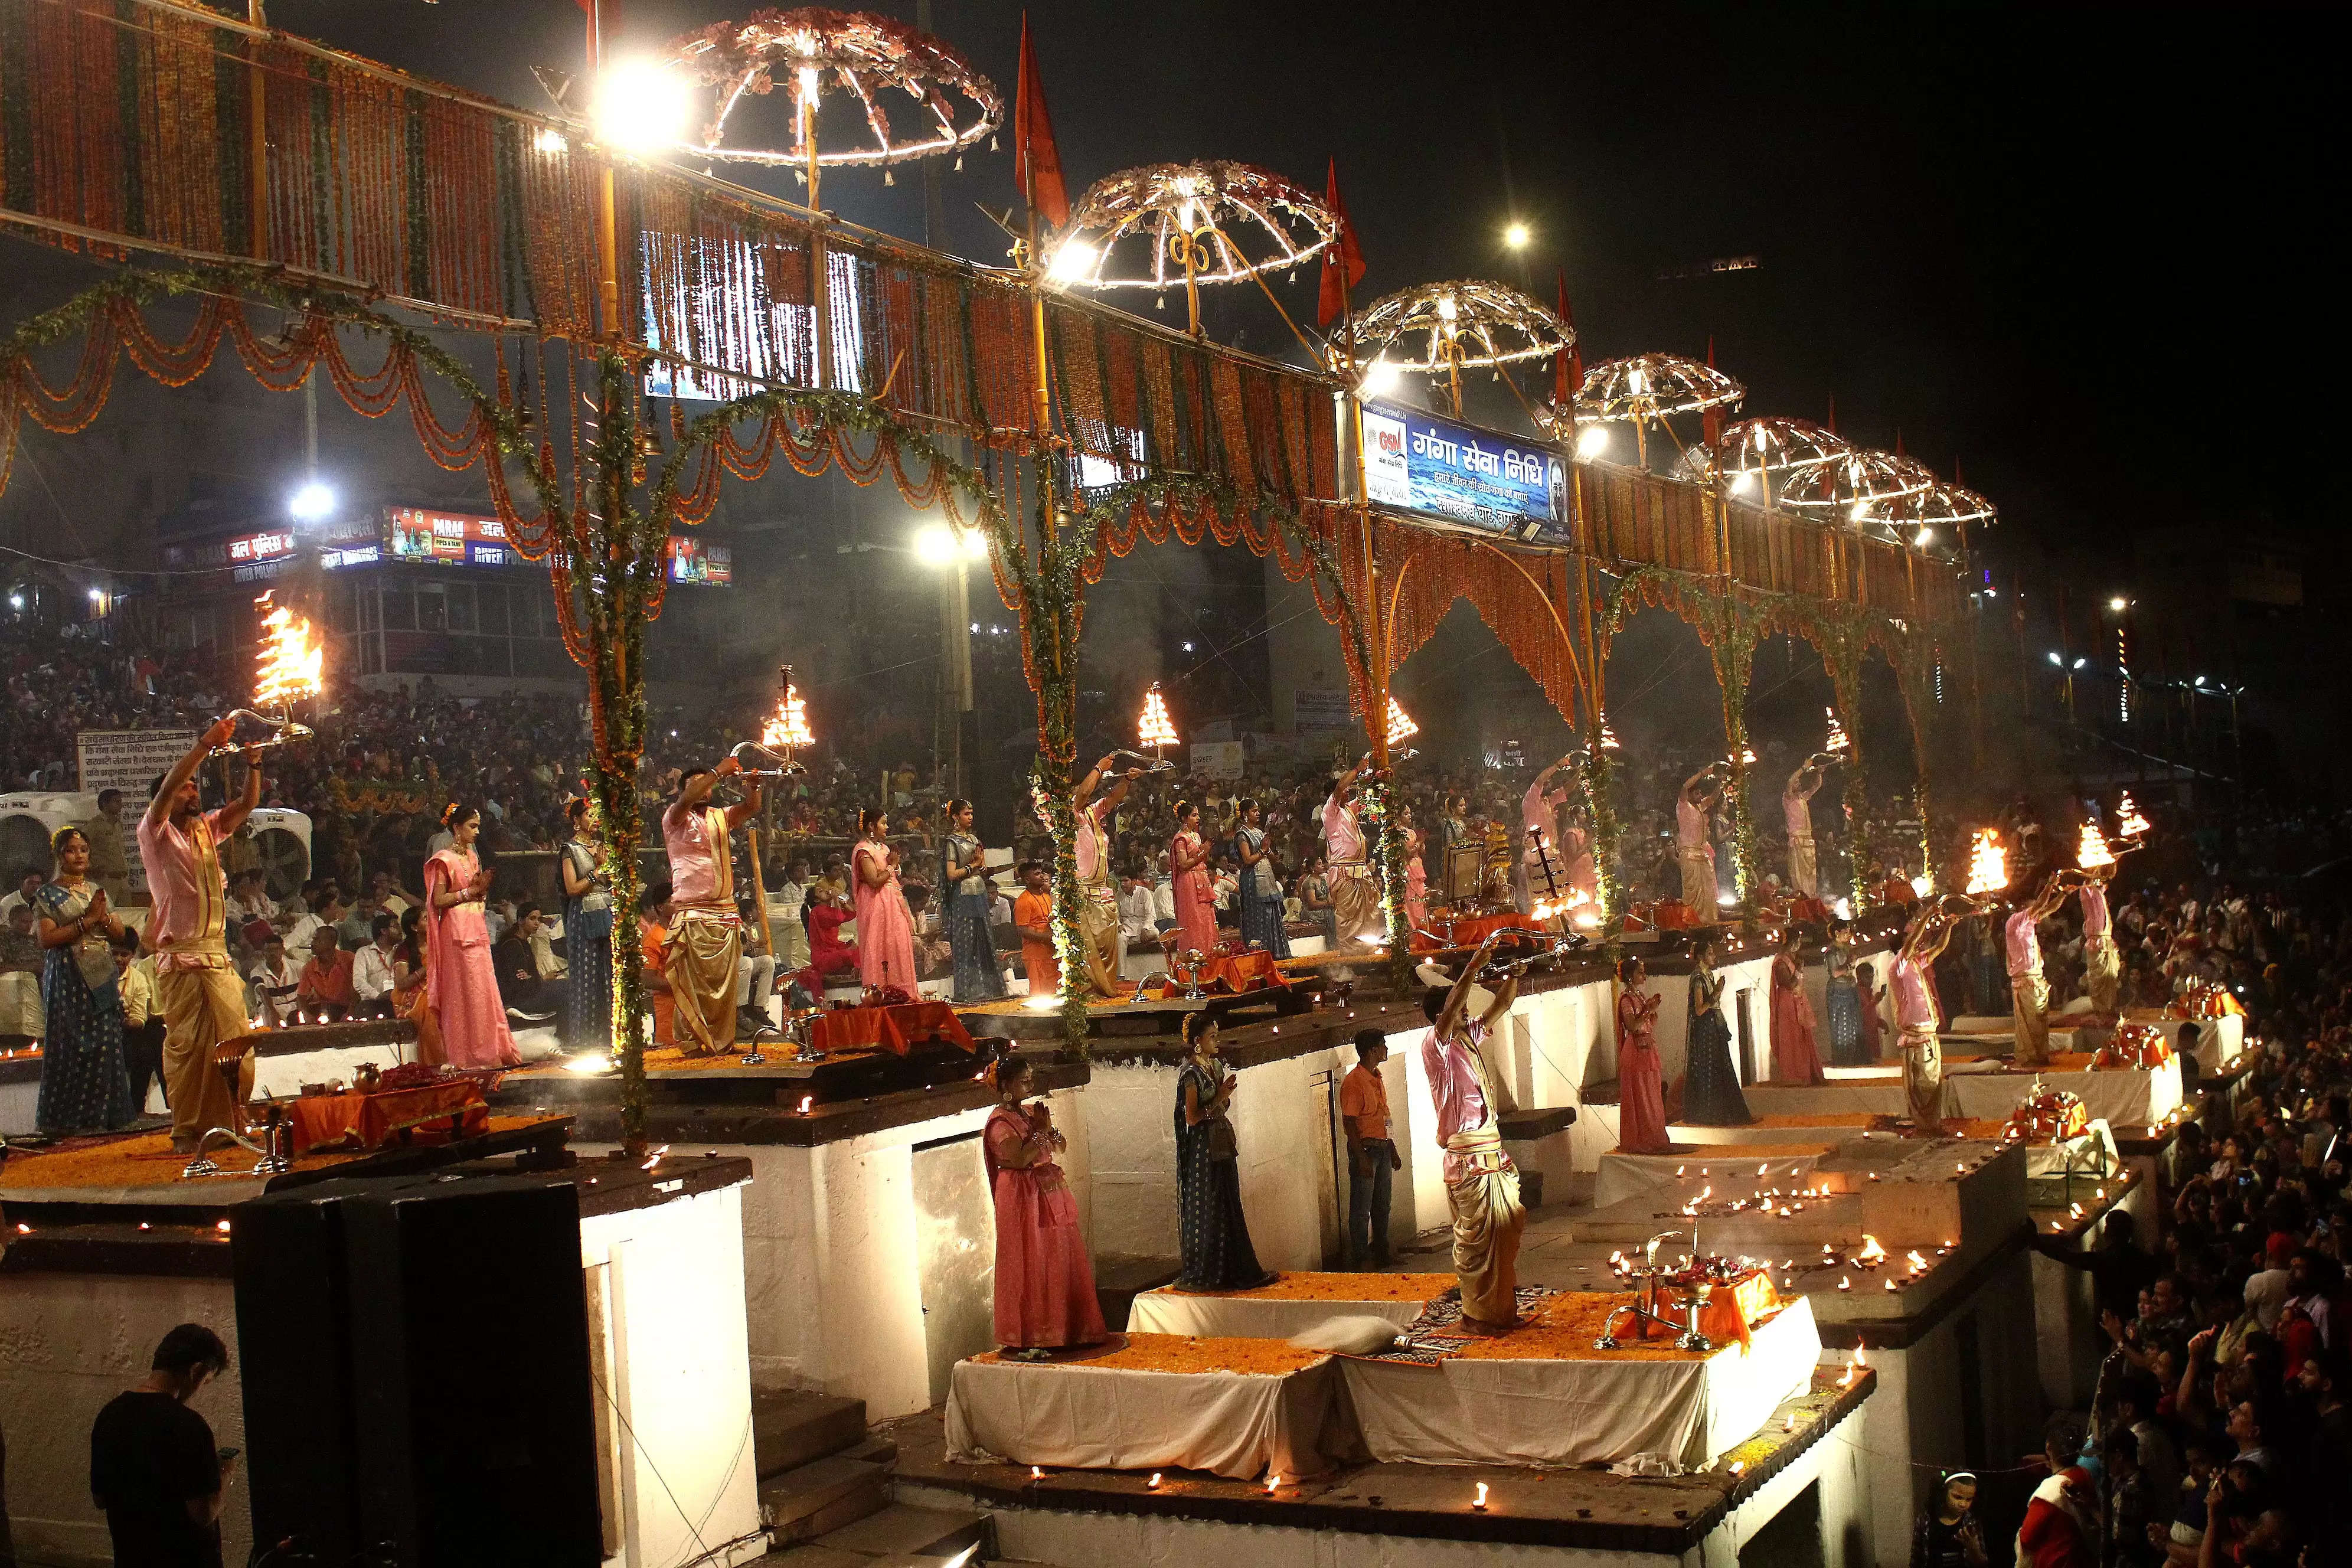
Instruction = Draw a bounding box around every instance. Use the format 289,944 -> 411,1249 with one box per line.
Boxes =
1787,833 -> 1817,899
1900,1023 -> 1945,1133
1329,864 -> 1380,948
665,905 -> 741,1056
158,960 -> 246,1147
2010,972 -> 2051,1067
1444,1124 -> 1525,1328
1678,849 -> 1718,916
2085,936 -> 2120,1013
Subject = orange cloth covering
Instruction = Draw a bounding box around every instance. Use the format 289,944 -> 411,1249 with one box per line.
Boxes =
809,999 -> 976,1056
1410,910 -> 1524,952
969,1332 -> 1327,1377
286,1077 -> 488,1155
1153,949 -> 1288,998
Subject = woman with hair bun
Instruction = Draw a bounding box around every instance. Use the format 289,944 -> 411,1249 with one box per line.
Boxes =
423,802 -> 517,1069
1172,1012 -> 1272,1289
34,825 -> 137,1135
558,796 -> 613,1050
939,798 -> 1002,1002
852,807 -> 919,992
1613,956 -> 1670,1154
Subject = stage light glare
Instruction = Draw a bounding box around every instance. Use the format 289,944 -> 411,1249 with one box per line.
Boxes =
1727,470 -> 1755,494
1910,874 -> 1933,897
962,528 -> 989,560
593,59 -> 695,154
288,480 -> 336,521
2047,651 -> 2064,667
1575,424 -> 1611,458
1914,526 -> 1933,547
2108,596 -> 2128,612
1023,991 -> 1063,1010
1358,357 -> 1403,398
1047,238 -> 1099,285
533,126 -> 569,155
565,1053 -> 618,1074
913,522 -> 960,564
1503,221 -> 1531,250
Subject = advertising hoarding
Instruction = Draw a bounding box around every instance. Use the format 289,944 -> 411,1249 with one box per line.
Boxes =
1358,400 -> 1569,546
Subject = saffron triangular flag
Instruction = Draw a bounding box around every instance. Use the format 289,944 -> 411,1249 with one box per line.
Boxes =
1012,15 -> 1069,230
1317,159 -> 1366,328
1825,392 -> 1837,435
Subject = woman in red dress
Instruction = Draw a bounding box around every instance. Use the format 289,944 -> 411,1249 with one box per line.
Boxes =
984,1055 -> 1106,1358
1769,930 -> 1825,1084
1614,957 -> 1671,1152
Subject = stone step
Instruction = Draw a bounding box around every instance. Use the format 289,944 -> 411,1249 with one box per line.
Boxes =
758,1454 -> 891,1544
841,1430 -> 899,1466
812,1502 -> 992,1560
1091,1252 -> 1181,1332
754,1387 -> 870,1478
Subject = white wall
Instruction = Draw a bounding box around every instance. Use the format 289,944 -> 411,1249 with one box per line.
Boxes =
0,1273 -> 247,1567
580,1181 -> 765,1568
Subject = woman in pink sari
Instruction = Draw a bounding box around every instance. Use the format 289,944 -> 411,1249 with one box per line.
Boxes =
1769,930 -> 1825,1084
852,808 -> 919,992
984,1055 -> 1106,1358
1402,812 -> 1430,931
1614,958 -> 1671,1152
1169,800 -> 1217,956
423,803 -> 519,1070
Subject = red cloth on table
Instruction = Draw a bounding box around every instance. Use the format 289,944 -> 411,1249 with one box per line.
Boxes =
1408,910 -> 1524,952
287,1078 -> 488,1155
808,999 -> 976,1057
1629,1268 -> 1779,1352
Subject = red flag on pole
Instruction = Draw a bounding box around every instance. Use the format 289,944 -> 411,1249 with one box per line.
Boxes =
1825,392 -> 1838,436
1317,159 -> 1366,328
1703,335 -> 1724,449
1554,270 -> 1582,407
1012,14 -> 1069,230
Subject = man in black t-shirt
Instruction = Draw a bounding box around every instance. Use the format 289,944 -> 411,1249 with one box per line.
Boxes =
89,1323 -> 234,1568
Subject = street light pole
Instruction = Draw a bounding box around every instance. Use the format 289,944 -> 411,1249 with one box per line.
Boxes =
939,552 -> 974,800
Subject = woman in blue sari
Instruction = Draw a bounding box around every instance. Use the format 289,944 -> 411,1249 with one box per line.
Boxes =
1232,798 -> 1290,958
941,798 -> 1004,1002
558,798 -> 614,1052
34,827 -> 136,1136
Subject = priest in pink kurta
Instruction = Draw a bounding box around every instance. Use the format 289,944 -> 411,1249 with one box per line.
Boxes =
1422,937 -> 1525,1331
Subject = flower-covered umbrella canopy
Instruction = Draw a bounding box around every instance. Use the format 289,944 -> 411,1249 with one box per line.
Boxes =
1043,161 -> 1338,335
1688,417 -> 1854,505
669,8 -> 1002,203
1854,479 -> 1998,556
1775,447 -> 1936,520
1566,352 -> 1745,468
1348,279 -> 1572,417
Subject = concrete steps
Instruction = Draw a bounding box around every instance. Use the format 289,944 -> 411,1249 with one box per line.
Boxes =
755,1388 -> 870,1478
756,1501 -> 994,1564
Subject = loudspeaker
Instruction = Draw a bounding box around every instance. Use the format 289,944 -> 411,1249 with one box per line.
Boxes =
234,1174 -> 605,1567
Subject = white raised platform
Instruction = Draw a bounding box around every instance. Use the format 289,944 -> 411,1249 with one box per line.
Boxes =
1130,1273 -> 1451,1339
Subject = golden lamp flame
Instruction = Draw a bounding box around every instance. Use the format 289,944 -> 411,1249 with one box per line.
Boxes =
2116,792 -> 2150,838
1384,698 -> 1419,746
2077,821 -> 2115,870
1138,684 -> 1179,749
252,592 -> 323,711
1825,707 -> 1850,754
1964,828 -> 2008,896
1598,716 -> 1621,750
1856,1234 -> 1887,1266
761,685 -> 814,750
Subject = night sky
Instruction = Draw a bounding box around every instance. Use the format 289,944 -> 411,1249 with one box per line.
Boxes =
264,0 -> 2346,565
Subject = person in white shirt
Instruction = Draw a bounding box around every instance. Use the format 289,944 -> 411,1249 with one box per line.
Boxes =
280,887 -> 342,961
1119,868 -> 1159,945
224,869 -> 276,935
0,869 -> 45,922
247,934 -> 299,1025
352,913 -> 401,1015
1152,852 -> 1178,932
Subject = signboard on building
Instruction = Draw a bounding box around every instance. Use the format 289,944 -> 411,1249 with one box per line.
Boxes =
76,729 -> 200,795
667,535 -> 734,586
161,528 -> 299,584
1292,688 -> 1353,733
1358,400 -> 1569,546
386,506 -> 515,568
1191,740 -> 1245,779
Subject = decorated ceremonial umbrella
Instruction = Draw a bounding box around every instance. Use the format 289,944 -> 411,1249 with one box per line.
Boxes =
1774,447 -> 1936,521
1688,417 -> 1854,508
1569,352 -> 1745,470
1347,279 -> 1572,417
1043,161 -> 1339,337
1853,478 -> 1998,557
667,8 -> 1002,205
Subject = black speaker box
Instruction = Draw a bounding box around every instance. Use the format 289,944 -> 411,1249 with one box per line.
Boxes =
233,1174 -> 605,1567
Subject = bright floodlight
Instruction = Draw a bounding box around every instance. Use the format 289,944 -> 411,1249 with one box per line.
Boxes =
1576,424 -> 1611,458
913,522 -> 960,565
1504,221 -> 1531,250
2108,596 -> 2128,612
288,480 -> 336,522
594,60 -> 695,154
532,126 -> 569,155
1910,874 -> 1933,898
1047,239 -> 1100,285
1358,358 -> 1403,399
2047,651 -> 2063,667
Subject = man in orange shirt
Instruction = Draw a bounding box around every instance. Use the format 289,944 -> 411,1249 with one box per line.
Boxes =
638,882 -> 675,1049
294,927 -> 357,1021
1012,861 -> 1059,998
1341,1030 -> 1401,1268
